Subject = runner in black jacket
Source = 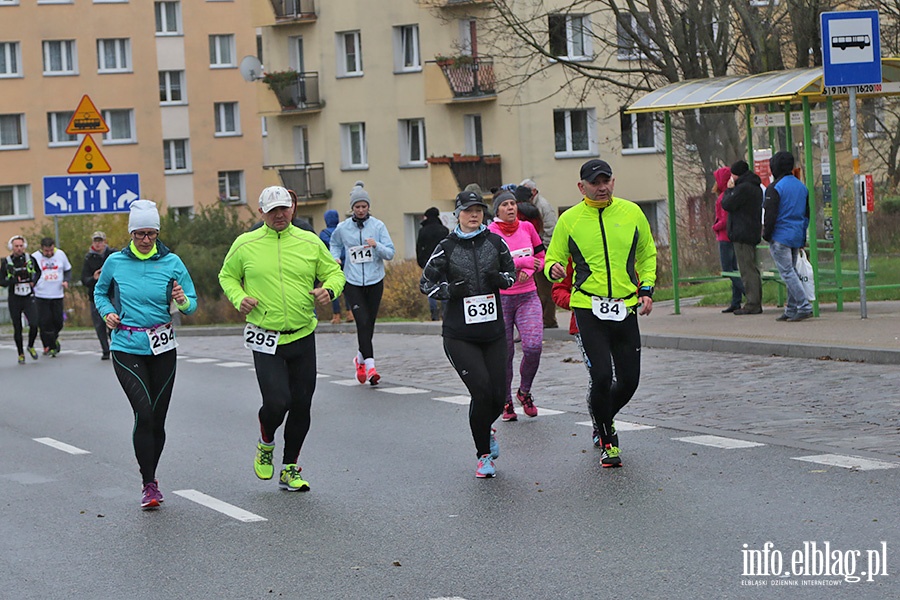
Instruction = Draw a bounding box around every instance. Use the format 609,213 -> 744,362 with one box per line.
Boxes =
420,191 -> 516,478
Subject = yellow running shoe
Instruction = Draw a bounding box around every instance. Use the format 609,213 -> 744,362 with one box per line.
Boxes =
254,441 -> 275,480
279,464 -> 310,492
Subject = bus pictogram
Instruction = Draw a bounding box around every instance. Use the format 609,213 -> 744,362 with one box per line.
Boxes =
831,34 -> 870,50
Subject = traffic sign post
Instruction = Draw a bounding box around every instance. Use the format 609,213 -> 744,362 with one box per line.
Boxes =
43,174 -> 140,215
821,10 -> 881,319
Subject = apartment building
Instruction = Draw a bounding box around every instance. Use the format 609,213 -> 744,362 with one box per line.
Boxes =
252,0 -> 670,257
0,0 -> 269,246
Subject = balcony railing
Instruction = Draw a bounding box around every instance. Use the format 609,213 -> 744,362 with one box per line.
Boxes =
433,56 -> 496,98
266,163 -> 328,200
270,0 -> 316,23
428,154 -> 502,193
268,72 -> 322,112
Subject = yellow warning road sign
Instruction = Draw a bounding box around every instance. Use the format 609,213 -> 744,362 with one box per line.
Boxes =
67,134 -> 111,174
66,95 -> 109,134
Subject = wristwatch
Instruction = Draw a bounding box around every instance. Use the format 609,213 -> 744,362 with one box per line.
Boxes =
638,285 -> 654,298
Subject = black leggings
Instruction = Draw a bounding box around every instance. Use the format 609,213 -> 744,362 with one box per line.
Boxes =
253,333 -> 317,465
89,299 -> 110,354
36,297 -> 64,350
8,294 -> 38,354
343,280 -> 383,359
443,336 -> 507,457
573,308 -> 642,447
113,349 -> 178,484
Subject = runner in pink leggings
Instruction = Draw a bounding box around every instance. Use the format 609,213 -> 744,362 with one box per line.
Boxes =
488,190 -> 545,421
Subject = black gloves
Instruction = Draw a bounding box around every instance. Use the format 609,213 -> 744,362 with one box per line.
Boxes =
448,280 -> 468,299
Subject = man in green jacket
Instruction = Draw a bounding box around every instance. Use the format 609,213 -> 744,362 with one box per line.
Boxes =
219,186 -> 345,492
544,159 -> 657,468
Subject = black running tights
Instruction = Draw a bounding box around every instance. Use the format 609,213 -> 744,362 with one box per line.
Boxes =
343,281 -> 383,360
8,294 -> 38,354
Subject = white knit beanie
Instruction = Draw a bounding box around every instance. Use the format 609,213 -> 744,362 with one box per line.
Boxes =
128,200 -> 161,233
349,180 -> 370,208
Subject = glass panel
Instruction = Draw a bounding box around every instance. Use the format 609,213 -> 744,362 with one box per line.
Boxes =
637,113 -> 655,148
553,111 -> 567,152
571,110 -> 588,151
0,115 -> 22,145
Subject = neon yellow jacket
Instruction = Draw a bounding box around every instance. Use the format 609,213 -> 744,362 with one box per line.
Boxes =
544,197 -> 656,309
219,224 -> 345,344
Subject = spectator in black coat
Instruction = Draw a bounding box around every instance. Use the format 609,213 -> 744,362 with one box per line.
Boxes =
721,160 -> 764,315
416,207 -> 449,320
80,231 -> 117,359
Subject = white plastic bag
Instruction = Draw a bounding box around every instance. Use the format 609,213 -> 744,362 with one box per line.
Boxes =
795,249 -> 815,301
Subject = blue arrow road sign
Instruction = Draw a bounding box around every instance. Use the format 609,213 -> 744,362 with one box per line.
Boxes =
43,173 -> 140,216
821,10 -> 882,87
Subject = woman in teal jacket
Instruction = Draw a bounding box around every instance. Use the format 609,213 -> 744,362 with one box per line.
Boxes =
94,200 -> 198,510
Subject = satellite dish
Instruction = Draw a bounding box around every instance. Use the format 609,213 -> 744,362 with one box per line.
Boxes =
239,56 -> 264,82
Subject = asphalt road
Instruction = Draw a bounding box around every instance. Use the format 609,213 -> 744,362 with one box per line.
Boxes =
1,335 -> 898,599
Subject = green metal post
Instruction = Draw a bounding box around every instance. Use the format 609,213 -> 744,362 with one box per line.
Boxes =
802,97 -> 818,316
665,112 -> 679,314
746,107 -> 754,162
784,102 -> 792,151
827,97 -> 843,310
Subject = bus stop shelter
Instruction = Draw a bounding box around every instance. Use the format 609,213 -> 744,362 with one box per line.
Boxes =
626,57 -> 900,315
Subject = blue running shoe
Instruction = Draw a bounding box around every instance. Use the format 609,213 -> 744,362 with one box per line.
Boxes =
489,428 -> 499,459
476,454 -> 496,478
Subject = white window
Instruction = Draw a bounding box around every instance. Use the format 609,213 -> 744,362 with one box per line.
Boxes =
464,114 -> 483,156
553,108 -> 596,157
393,25 -> 420,72
101,109 -> 135,144
0,114 -> 26,149
620,109 -> 660,153
155,2 -> 181,35
548,14 -> 592,60
163,139 -> 190,173
218,171 -> 244,203
97,38 -> 131,73
340,122 -> 367,169
336,31 -> 362,77
214,102 -> 240,136
0,184 -> 31,219
47,112 -> 77,146
289,36 -> 305,72
159,70 -> 185,103
42,40 -> 77,75
0,42 -> 22,77
458,19 -> 475,55
617,12 -> 655,61
209,35 -> 235,68
399,118 -> 426,166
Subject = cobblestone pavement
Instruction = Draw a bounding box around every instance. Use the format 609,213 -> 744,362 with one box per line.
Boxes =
42,329 -> 899,462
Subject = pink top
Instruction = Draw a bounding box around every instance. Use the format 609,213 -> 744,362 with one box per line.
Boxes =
712,166 -> 731,242
488,219 -> 545,295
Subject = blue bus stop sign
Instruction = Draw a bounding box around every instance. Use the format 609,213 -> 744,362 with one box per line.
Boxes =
821,10 -> 882,88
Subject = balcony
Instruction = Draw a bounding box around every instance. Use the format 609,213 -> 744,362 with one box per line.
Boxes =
266,163 -> 329,201
427,154 -> 502,195
270,0 -> 316,24
424,57 -> 497,104
265,72 -> 323,113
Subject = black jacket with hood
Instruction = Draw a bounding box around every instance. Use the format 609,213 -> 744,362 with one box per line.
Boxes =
721,171 -> 763,245
416,215 -> 449,268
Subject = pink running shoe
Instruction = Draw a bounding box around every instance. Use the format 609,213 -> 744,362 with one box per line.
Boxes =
366,367 -> 380,386
501,402 -> 517,422
353,357 -> 366,384
516,389 -> 538,418
141,481 -> 162,510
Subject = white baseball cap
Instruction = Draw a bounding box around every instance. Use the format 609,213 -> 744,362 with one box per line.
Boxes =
259,186 -> 294,213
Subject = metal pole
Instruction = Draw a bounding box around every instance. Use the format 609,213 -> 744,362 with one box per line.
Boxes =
848,87 -> 867,318
664,112 -> 679,314
54,216 -> 60,247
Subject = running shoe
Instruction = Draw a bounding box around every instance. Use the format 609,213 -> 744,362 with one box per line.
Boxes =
489,428 -> 499,459
353,357 -> 366,384
27,347 -> 38,361
55,340 -> 61,353
101,352 -> 110,361
475,454 -> 496,478
43,347 -> 50,356
279,464 -> 310,491
49,349 -> 58,358
516,389 -> 538,418
600,444 -> 622,468
254,441 -> 275,480
154,479 -> 165,503
17,354 -> 25,365
141,481 -> 162,510
366,367 -> 380,386
501,402 -> 518,422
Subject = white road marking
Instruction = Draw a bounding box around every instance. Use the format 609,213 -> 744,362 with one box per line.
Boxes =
172,489 -> 267,522
185,358 -> 218,363
316,373 -> 330,378
176,355 -> 192,359
331,379 -> 364,386
576,420 -> 655,431
672,435 -> 764,449
433,396 -> 470,405
376,386 -> 427,395
216,361 -> 251,368
791,454 -> 898,471
71,351 -> 97,356
33,437 -> 91,455
511,406 -> 564,416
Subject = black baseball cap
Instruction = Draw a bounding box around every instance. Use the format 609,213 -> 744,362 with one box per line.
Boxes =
454,190 -> 488,212
580,159 -> 613,182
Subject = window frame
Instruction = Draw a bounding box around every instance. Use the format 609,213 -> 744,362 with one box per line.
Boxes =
97,38 -> 132,73
620,109 -> 662,154
336,31 -> 363,78
340,122 -> 368,170
209,34 -> 236,68
214,102 -> 240,136
159,70 -> 185,104
42,40 -> 78,76
155,1 -> 182,36
0,184 -> 31,220
0,41 -> 22,78
218,170 -> 244,204
464,114 -> 483,156
47,111 -> 77,147
0,113 -> 27,150
163,139 -> 191,173
553,108 -> 596,158
399,118 -> 426,167
548,14 -> 592,60
393,24 -> 421,73
101,109 -> 136,144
